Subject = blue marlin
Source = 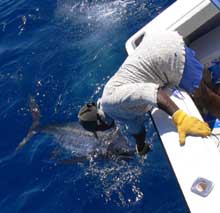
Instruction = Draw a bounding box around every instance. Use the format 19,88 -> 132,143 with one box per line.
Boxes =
16,97 -> 136,162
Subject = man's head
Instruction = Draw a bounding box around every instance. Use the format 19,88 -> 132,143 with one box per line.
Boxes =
78,102 -> 115,132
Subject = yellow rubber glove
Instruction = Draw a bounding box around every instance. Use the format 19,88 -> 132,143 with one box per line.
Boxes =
172,109 -> 211,146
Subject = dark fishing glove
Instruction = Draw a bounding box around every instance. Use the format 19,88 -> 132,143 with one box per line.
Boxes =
136,143 -> 152,156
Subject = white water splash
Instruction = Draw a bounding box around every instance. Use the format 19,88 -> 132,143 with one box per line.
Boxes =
55,0 -> 137,26
85,157 -> 145,207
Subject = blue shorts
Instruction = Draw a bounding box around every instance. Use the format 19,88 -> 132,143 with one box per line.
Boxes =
208,61 -> 220,85
179,46 -> 203,94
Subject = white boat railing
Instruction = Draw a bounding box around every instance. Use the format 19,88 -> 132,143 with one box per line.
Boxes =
126,0 -> 220,55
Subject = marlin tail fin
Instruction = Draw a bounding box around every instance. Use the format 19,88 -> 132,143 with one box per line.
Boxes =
16,96 -> 41,152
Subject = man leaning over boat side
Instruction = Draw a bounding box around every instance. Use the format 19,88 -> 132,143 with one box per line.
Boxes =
78,30 -> 220,155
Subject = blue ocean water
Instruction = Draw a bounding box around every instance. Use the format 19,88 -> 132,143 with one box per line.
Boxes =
0,0 -> 189,212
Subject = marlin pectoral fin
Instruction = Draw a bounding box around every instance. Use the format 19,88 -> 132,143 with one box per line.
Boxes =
117,151 -> 136,160
58,156 -> 88,164
107,149 -> 136,161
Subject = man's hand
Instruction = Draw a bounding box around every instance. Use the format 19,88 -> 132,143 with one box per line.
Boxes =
133,129 -> 151,155
136,143 -> 152,155
172,109 -> 211,145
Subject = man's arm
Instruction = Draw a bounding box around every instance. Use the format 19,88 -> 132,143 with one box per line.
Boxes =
131,88 -> 178,154
156,87 -> 211,145
157,87 -> 178,116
